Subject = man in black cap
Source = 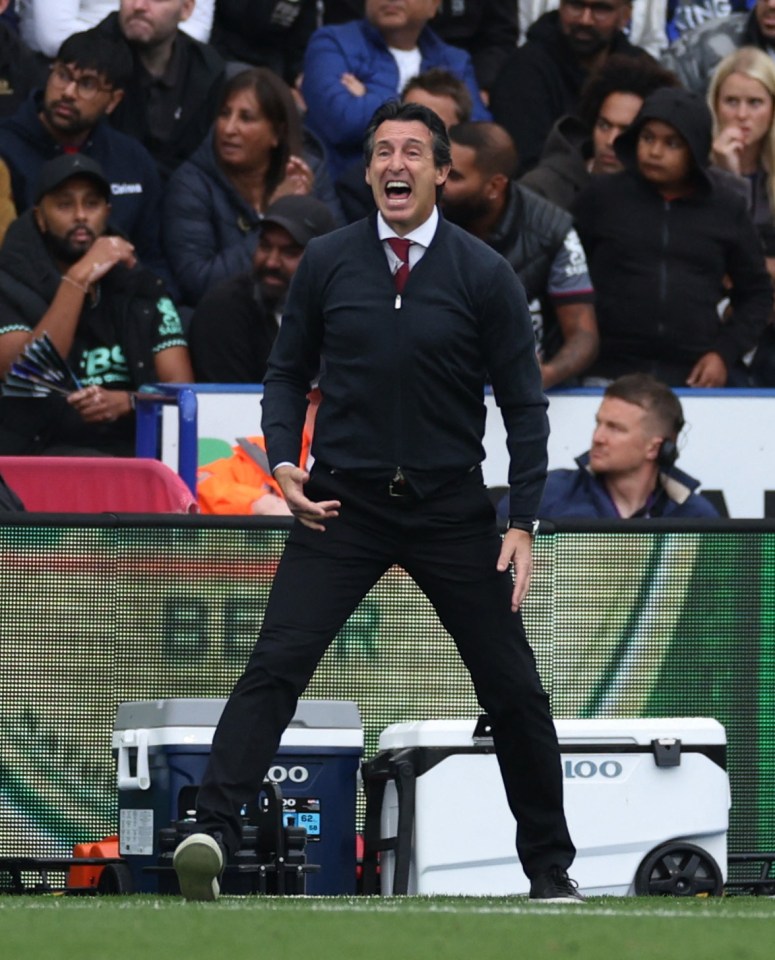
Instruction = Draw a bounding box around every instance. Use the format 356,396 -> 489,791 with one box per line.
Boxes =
188,195 -> 336,384
0,153 -> 192,456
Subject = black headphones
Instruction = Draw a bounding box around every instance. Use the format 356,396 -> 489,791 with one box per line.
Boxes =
657,438 -> 678,470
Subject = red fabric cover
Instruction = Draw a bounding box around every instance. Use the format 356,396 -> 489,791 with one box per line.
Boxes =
0,457 -> 198,513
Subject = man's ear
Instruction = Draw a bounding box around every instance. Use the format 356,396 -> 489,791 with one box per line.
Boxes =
103,87 -> 124,117
645,436 -> 662,462
615,1 -> 633,31
434,163 -> 451,188
33,205 -> 46,234
488,172 -> 509,202
180,0 -> 196,24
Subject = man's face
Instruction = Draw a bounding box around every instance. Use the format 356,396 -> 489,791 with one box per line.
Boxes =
42,62 -> 123,137
441,142 -> 493,229
591,91 -> 643,174
558,0 -> 632,58
636,119 -> 693,193
119,0 -> 194,47
253,223 -> 305,305
589,396 -> 661,476
366,0 -> 441,38
757,0 -> 775,42
365,119 -> 449,235
34,177 -> 110,264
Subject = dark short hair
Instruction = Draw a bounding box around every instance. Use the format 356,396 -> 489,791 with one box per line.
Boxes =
217,67 -> 303,203
363,100 -> 451,169
401,68 -> 474,125
447,121 -> 519,179
56,30 -> 133,90
577,54 -> 680,131
604,374 -> 685,439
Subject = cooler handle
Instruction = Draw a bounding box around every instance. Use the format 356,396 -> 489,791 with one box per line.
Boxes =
117,729 -> 151,790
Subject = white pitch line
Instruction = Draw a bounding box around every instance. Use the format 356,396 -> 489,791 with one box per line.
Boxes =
3,898 -> 775,921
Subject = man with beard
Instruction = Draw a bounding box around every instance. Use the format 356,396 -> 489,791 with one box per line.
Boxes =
443,122 -> 598,388
490,0 -> 649,176
0,30 -> 168,282
187,195 -> 336,383
92,0 -> 224,181
0,154 -> 192,456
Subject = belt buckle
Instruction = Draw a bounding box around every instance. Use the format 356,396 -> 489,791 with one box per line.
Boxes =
389,466 -> 410,498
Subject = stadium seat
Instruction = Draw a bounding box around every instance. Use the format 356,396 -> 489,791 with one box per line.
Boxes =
0,456 -> 199,513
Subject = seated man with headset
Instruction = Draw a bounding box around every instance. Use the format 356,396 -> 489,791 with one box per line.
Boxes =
535,373 -> 719,519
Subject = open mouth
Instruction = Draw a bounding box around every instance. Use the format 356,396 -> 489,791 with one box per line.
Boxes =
385,180 -> 411,201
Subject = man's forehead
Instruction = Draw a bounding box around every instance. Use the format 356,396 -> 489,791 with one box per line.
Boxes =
373,120 -> 434,146
597,396 -> 644,421
56,60 -> 104,78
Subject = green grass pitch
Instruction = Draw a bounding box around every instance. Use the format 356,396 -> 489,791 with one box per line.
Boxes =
2,895 -> 775,960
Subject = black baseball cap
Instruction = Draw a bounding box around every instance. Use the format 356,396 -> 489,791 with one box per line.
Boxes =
261,195 -> 336,246
35,154 -> 111,204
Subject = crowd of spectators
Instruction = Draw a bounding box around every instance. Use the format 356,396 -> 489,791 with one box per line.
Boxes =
0,0 -> 774,465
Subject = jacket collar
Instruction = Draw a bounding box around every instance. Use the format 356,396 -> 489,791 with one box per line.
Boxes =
576,450 -> 702,505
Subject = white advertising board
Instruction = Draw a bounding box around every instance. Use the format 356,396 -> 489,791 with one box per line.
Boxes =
160,389 -> 775,519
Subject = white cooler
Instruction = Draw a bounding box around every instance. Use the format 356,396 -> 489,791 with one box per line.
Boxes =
363,717 -> 729,897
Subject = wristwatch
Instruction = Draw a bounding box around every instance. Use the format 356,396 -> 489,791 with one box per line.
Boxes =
507,519 -> 540,537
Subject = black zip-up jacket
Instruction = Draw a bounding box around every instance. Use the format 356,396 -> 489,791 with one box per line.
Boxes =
93,12 -> 225,181
262,212 -> 549,523
572,88 -> 772,384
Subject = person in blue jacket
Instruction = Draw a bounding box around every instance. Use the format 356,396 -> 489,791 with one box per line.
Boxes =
301,0 -> 490,181
537,374 -> 720,518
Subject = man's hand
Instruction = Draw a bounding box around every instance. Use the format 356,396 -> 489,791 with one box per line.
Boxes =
67,385 -> 131,423
340,72 -> 366,97
686,351 -> 727,387
67,236 -> 136,289
251,493 -> 292,516
274,465 -> 341,531
496,528 -> 534,612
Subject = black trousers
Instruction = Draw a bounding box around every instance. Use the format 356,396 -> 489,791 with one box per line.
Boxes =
196,465 -> 575,879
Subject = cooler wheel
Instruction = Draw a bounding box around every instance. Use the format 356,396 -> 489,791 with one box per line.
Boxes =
634,842 -> 723,897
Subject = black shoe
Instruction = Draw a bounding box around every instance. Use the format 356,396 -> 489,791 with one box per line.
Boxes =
529,866 -> 586,903
173,832 -> 225,901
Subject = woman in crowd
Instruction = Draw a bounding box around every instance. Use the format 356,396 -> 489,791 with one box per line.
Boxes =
709,46 -> 775,255
163,66 -> 341,306
709,47 -> 775,384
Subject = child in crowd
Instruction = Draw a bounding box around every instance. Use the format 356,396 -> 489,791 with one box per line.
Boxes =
573,87 -> 773,387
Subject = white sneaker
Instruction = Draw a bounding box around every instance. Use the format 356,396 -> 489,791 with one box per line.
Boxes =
173,833 -> 224,902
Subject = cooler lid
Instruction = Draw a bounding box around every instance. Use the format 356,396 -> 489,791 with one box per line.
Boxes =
377,716 -> 726,749
114,698 -> 362,732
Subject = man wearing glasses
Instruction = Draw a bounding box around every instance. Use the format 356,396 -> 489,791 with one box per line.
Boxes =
0,30 -> 168,284
490,0 -> 649,176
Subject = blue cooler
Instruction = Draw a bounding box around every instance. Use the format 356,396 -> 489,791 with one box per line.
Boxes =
112,698 -> 363,895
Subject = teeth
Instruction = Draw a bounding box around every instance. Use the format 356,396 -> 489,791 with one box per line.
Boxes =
386,180 -> 410,190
